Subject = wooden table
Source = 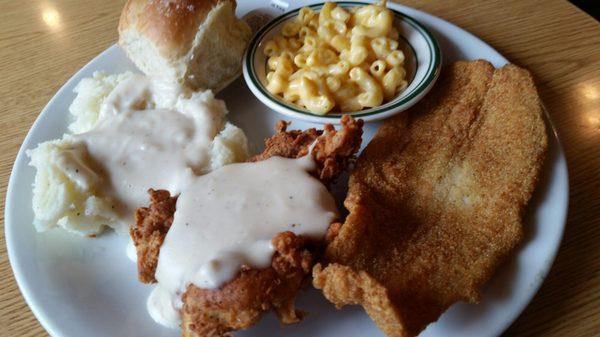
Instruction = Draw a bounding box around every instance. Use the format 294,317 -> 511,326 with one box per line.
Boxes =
0,1 -> 598,336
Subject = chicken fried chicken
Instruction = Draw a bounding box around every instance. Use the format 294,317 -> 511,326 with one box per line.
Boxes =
251,116 -> 364,184
313,61 -> 547,337
130,115 -> 363,337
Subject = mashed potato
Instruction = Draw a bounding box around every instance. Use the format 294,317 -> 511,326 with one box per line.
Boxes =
28,72 -> 249,236
28,137 -> 120,235
68,71 -> 137,134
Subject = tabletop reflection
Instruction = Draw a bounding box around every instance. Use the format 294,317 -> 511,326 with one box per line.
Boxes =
42,7 -> 61,30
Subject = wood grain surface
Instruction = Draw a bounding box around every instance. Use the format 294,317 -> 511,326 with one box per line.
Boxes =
0,1 -> 598,336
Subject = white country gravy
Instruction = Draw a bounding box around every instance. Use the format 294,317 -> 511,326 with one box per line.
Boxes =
66,108 -> 199,218
56,74 -> 243,225
148,154 -> 339,328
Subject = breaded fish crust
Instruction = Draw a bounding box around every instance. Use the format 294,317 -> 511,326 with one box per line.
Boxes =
131,115 -> 363,337
313,61 -> 547,337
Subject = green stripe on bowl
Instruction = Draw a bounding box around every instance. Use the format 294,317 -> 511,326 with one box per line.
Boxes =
246,1 -> 441,119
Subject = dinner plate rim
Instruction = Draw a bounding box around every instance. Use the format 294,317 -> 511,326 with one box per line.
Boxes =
4,44 -> 128,337
4,1 -> 569,337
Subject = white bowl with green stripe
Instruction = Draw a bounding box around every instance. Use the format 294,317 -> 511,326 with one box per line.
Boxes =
243,1 -> 441,123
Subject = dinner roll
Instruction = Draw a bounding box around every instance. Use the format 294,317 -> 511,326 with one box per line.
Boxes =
118,0 -> 252,92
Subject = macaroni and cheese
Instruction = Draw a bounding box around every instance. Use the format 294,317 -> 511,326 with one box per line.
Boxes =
263,1 -> 407,115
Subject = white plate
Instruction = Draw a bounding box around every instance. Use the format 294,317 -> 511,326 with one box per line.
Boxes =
5,1 -> 568,337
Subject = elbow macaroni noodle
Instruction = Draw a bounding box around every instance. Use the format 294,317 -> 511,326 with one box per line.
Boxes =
263,1 -> 408,114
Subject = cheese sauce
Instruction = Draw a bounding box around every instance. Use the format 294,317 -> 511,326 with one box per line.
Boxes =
148,154 -> 338,328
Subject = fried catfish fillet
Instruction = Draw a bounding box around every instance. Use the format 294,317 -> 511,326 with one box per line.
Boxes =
130,115 -> 363,337
313,61 -> 547,337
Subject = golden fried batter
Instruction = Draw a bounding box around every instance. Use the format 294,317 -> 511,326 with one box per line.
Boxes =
131,115 -> 363,337
252,115 -> 364,184
131,189 -> 177,283
313,61 -> 547,337
181,232 -> 313,337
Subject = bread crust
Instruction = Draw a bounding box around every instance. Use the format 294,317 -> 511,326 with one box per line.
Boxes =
119,0 -> 229,59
